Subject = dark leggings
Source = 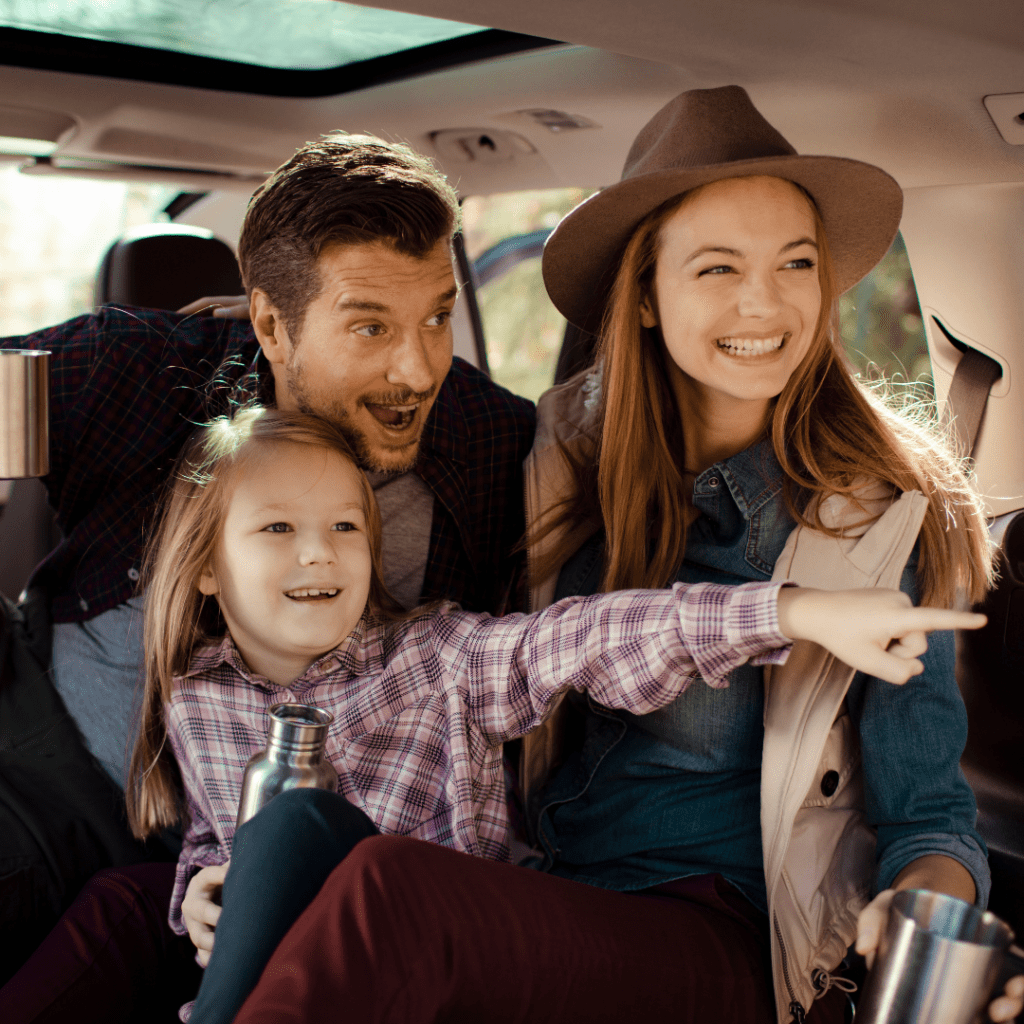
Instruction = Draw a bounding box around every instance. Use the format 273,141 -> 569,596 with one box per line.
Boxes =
189,787 -> 378,1024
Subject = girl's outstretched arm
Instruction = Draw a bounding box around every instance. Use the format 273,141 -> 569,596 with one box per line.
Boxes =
433,582 -> 985,744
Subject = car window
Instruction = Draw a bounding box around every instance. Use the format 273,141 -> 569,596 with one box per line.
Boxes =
462,187 -> 595,403
0,164 -> 177,334
839,232 -> 932,401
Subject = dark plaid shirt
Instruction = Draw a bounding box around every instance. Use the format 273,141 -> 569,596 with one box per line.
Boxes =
1,306 -> 536,623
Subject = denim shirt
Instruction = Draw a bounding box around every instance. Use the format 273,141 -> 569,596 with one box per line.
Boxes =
533,438 -> 989,913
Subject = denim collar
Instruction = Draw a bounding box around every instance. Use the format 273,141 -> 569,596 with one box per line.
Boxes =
691,435 -> 783,525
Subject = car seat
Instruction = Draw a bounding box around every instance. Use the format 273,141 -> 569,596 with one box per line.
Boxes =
958,509 -> 1024,937
94,224 -> 241,311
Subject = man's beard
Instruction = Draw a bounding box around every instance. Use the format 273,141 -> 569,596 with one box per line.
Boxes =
285,361 -> 432,475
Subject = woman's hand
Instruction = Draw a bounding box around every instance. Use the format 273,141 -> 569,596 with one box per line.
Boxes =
182,861 -> 228,966
856,890 -> 1024,1021
775,587 -> 986,685
177,295 -> 250,319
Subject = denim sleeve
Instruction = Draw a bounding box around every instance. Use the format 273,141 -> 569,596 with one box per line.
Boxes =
845,551 -> 990,906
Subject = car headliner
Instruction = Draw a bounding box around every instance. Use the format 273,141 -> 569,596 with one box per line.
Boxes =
1,0 -> 1023,510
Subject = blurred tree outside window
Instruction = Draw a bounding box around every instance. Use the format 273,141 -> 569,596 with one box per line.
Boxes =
0,163 -> 178,335
838,231 -> 932,402
464,189 -> 932,410
462,188 -> 595,404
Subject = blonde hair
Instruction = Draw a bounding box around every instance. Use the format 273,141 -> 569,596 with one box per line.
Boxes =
534,180 -> 995,609
126,407 -> 404,838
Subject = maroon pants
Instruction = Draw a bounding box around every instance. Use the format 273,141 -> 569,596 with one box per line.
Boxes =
0,862 -> 198,1024
235,836 -> 847,1024
1,842 -> 848,1023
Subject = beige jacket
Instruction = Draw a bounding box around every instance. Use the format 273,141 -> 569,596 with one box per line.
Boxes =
522,371 -> 928,1022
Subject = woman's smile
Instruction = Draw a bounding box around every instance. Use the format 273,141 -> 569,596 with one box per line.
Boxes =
714,332 -> 788,358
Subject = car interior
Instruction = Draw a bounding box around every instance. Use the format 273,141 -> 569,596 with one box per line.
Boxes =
0,0 -> 1022,1007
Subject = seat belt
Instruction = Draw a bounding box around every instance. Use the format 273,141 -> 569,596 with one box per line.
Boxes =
940,346 -> 1003,460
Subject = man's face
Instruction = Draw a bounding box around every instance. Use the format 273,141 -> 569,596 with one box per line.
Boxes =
257,239 -> 457,474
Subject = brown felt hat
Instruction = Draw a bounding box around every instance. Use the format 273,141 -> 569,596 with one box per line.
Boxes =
542,85 -> 903,333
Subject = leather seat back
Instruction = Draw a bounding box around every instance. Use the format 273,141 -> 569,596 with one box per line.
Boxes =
94,225 -> 241,310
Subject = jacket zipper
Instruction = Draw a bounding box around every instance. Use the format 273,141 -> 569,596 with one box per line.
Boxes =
773,914 -> 806,1022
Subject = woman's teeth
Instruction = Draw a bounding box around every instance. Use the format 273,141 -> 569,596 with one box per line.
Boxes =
716,334 -> 786,356
286,588 -> 339,600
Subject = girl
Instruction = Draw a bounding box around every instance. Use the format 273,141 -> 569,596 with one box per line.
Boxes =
124,405 -> 977,1023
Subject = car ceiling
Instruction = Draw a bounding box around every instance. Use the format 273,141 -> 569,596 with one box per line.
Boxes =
2,0 -> 1024,511
0,0 -> 1022,197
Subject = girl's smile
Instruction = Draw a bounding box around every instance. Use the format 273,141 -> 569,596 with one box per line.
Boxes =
199,442 -> 373,687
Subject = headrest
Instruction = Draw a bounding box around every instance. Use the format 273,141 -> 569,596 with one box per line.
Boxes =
95,225 -> 242,311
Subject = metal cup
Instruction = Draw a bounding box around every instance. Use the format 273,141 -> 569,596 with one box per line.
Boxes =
0,350 -> 49,478
858,889 -> 1015,1024
236,703 -> 337,828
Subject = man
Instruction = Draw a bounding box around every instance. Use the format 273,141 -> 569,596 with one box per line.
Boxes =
3,132 -> 534,791
0,133 -> 535,1001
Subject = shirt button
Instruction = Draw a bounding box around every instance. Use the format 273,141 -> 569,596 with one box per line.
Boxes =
79,598 -> 89,612
820,770 -> 840,797
707,476 -> 720,488
127,568 -> 140,581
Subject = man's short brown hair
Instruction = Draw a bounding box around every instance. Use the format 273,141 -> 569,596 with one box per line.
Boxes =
238,133 -> 461,337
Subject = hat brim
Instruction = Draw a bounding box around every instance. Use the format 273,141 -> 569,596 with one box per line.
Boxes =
542,155 -> 903,333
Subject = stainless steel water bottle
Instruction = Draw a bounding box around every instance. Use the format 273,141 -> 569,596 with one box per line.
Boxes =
236,703 -> 338,828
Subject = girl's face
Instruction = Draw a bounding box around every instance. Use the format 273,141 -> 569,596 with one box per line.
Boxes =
640,175 -> 822,415
199,442 -> 373,687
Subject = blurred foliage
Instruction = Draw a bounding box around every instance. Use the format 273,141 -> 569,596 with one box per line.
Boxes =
838,232 -> 932,403
463,190 -> 932,409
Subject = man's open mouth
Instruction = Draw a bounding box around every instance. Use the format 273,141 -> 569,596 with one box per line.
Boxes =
365,402 -> 419,430
285,588 -> 339,601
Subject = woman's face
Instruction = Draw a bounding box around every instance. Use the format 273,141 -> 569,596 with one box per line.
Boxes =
641,176 -> 822,415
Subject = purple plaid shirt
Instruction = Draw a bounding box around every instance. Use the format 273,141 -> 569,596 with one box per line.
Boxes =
1,306 -> 535,621
165,580 -> 792,934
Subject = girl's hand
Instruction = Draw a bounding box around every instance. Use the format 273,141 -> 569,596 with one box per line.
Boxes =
176,295 -> 250,319
856,891 -> 1024,1021
775,587 -> 986,685
182,861 -> 229,966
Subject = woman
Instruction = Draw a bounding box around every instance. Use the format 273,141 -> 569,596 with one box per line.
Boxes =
211,86 -> 1023,1024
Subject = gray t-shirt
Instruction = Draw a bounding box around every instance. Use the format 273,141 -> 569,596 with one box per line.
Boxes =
364,469 -> 434,611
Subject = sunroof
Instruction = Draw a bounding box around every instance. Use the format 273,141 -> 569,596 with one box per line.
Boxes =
0,0 -> 484,71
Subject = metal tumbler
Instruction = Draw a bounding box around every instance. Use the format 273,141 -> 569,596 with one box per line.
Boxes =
0,350 -> 49,478
236,703 -> 338,828
858,889 -> 1015,1024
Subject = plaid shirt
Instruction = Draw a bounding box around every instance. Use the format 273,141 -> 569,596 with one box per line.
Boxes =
1,306 -> 535,621
165,580 -> 791,934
